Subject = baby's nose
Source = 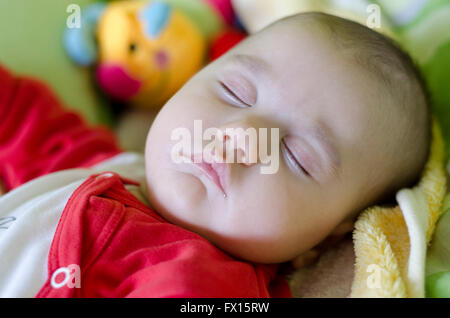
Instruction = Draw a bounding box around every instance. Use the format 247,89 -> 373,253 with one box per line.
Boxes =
209,126 -> 259,166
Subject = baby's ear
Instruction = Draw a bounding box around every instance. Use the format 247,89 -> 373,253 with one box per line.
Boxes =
291,219 -> 355,269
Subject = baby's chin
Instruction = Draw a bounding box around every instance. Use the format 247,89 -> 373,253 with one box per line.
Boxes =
210,235 -> 302,264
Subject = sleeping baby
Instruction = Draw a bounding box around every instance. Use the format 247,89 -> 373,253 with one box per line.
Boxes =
0,12 -> 430,297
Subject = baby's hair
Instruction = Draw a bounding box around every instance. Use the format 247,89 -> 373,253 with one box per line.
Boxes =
282,12 -> 431,209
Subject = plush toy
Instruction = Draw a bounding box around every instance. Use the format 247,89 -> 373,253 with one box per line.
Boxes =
209,28 -> 247,61
65,0 -> 234,110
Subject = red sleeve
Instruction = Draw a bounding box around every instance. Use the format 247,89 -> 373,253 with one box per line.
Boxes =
0,65 -> 121,191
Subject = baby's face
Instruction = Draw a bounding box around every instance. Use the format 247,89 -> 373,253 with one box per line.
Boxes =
145,20 -> 389,263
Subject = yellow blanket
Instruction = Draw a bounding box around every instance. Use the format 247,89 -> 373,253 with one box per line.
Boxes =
351,120 -> 447,297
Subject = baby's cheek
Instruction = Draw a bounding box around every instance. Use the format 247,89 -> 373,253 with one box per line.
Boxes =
245,178 -> 295,227
167,172 -> 207,211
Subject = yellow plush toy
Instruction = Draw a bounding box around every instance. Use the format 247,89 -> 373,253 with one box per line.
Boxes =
351,120 -> 447,297
65,0 -> 232,110
97,1 -> 205,109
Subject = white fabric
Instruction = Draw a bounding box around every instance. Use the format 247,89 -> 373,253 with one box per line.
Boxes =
396,188 -> 429,298
0,153 -> 146,298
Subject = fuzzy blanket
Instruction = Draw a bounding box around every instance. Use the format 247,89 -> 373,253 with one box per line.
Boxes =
288,235 -> 355,298
288,121 -> 448,298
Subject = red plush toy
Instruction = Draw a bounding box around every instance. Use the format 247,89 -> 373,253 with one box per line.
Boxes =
210,28 -> 247,61
209,29 -> 247,61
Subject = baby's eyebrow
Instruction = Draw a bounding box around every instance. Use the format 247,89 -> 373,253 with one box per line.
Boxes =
227,54 -> 271,78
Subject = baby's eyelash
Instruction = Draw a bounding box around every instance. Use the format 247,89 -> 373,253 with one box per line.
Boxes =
219,81 -> 252,108
281,139 -> 310,177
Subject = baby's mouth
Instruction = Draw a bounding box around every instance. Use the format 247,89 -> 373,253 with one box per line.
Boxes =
183,154 -> 229,197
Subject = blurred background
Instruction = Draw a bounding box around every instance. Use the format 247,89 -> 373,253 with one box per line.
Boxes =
0,0 -> 449,157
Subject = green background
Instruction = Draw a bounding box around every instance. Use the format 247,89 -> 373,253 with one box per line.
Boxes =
0,0 -> 112,125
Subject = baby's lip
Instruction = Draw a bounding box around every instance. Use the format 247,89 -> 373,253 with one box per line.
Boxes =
189,153 -> 229,197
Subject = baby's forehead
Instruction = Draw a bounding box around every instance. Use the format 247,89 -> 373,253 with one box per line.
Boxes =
225,30 -> 364,101
252,14 -> 336,48
223,48 -> 392,144
224,54 -> 272,78
235,23 -> 346,76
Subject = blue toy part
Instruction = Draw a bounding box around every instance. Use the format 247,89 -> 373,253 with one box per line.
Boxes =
138,1 -> 172,38
84,2 -> 108,24
64,2 -> 107,66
